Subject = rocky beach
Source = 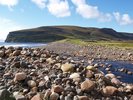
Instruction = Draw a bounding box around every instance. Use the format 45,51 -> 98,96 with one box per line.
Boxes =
0,42 -> 132,100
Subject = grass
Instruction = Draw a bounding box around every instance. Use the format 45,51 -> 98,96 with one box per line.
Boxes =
56,39 -> 133,48
93,41 -> 133,48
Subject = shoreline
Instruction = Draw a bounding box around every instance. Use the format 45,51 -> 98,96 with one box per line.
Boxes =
0,42 -> 133,99
43,42 -> 133,61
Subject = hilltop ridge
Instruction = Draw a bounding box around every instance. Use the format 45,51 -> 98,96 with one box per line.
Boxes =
5,26 -> 133,43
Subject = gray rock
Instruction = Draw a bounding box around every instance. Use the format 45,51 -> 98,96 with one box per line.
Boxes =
0,89 -> 11,100
20,61 -> 28,68
0,50 -> 4,57
65,95 -> 73,100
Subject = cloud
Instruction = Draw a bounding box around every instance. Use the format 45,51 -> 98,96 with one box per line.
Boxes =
31,0 -> 47,9
0,0 -> 19,7
71,0 -> 99,19
76,4 -> 99,19
0,17 -> 23,40
71,0 -> 112,22
113,12 -> 133,25
98,13 -> 112,22
71,0 -> 86,6
47,0 -> 71,17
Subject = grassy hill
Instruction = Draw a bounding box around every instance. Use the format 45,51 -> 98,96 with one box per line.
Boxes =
5,26 -> 133,43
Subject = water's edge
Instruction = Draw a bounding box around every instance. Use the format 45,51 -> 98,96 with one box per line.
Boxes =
0,42 -> 47,48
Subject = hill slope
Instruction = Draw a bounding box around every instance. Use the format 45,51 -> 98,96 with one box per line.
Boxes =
5,26 -> 133,43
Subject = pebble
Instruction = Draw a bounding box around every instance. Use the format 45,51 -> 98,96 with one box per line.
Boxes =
61,63 -> 74,72
43,89 -> 51,100
14,94 -> 26,100
86,70 -> 94,78
0,50 -> 4,57
86,65 -> 96,71
127,71 -> 132,75
52,85 -> 64,93
78,96 -> 88,100
31,93 -> 42,100
13,50 -> 21,56
0,89 -> 11,100
27,80 -> 37,88
111,78 -> 121,85
102,86 -> 118,96
14,72 -> 26,82
69,73 -> 81,82
105,73 -> 116,79
81,80 -> 95,91
10,61 -> 20,68
50,92 -> 59,100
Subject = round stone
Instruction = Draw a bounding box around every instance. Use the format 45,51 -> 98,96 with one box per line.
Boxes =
27,80 -> 37,88
111,78 -> 121,85
0,50 -> 4,57
50,92 -> 59,100
14,72 -> 26,82
69,73 -> 81,82
86,70 -> 94,78
31,93 -> 42,100
86,65 -> 96,71
13,50 -> 21,56
102,86 -> 118,96
105,73 -> 116,79
61,63 -> 74,72
52,85 -> 64,93
81,80 -> 95,91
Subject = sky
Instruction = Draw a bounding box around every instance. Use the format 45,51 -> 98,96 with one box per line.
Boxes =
0,0 -> 133,41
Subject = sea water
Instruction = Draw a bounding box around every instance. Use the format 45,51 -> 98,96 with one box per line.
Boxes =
0,42 -> 46,48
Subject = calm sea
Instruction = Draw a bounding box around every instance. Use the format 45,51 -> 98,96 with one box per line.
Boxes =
0,42 -> 46,48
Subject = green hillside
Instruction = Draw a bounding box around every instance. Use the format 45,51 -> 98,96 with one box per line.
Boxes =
5,26 -> 133,43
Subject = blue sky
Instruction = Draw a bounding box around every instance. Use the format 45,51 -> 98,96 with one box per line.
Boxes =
0,0 -> 133,41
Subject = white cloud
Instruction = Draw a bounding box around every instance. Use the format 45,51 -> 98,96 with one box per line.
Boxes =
31,0 -> 47,9
0,0 -> 19,7
71,0 -> 112,22
113,12 -> 133,25
71,0 -> 86,6
98,13 -> 112,22
76,4 -> 99,19
0,17 -> 23,41
47,0 -> 71,17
